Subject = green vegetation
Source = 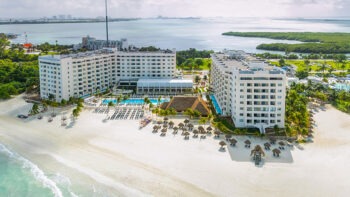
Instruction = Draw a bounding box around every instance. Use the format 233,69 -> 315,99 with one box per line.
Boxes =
139,46 -> 160,52
152,108 -> 177,116
184,108 -> 201,118
268,59 -> 350,76
286,81 -> 350,138
29,103 -> 40,115
222,32 -> 350,53
36,42 -> 72,54
176,48 -> 213,70
285,84 -> 310,137
72,99 -> 84,119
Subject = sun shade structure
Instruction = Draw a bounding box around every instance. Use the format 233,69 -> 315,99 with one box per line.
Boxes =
160,96 -> 210,116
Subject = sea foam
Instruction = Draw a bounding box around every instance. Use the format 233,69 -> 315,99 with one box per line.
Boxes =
0,143 -> 64,197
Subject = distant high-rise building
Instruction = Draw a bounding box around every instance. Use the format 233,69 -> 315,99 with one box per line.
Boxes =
81,35 -> 129,51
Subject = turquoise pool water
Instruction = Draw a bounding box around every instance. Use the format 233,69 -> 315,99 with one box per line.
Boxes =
102,98 -> 169,105
334,83 -> 350,91
210,94 -> 222,115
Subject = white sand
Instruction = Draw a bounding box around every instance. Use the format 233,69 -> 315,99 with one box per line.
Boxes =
0,95 -> 350,197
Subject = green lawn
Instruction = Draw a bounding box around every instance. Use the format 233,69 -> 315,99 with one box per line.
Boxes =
177,58 -> 211,70
269,59 -> 350,72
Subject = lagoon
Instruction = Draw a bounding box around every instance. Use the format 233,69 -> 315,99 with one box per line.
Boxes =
3,18 -> 350,52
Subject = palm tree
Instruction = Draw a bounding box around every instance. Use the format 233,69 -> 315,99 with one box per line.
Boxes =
51,102 -> 58,117
72,109 -> 79,120
219,141 -> 226,150
157,95 -> 162,106
107,101 -> 114,114
30,103 -> 40,115
198,117 -> 207,126
250,145 -> 265,157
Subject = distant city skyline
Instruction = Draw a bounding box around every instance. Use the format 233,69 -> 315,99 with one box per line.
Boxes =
1,0 -> 350,19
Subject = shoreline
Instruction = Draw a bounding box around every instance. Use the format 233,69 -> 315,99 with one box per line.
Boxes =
1,95 -> 350,196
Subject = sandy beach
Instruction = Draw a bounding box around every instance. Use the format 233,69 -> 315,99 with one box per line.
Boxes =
0,95 -> 350,197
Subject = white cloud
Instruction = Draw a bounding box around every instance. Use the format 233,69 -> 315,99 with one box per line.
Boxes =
0,0 -> 349,18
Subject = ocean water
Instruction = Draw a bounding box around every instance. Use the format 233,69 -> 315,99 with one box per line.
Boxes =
1,17 -> 350,196
2,18 -> 350,52
0,143 -> 78,197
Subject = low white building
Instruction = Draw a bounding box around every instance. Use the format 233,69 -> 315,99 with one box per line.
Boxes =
137,78 -> 193,95
210,50 -> 287,132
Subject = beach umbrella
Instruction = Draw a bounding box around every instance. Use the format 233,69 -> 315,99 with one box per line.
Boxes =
269,137 -> 276,144
157,120 -> 162,125
219,141 -> 227,149
193,129 -> 199,137
153,125 -> 158,130
264,142 -> 271,150
206,126 -> 213,132
161,128 -> 167,133
214,131 -> 221,137
229,138 -> 237,146
225,134 -> 232,141
164,117 -> 169,121
272,148 -> 281,157
163,124 -> 168,128
188,123 -> 194,130
184,119 -> 190,126
244,140 -> 251,145
169,121 -> 174,128
178,122 -> 184,128
184,131 -> 190,139
173,126 -> 179,131
198,126 -> 204,131
278,141 -> 285,150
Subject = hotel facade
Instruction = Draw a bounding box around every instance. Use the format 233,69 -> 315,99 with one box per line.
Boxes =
210,50 -> 286,132
39,48 -> 192,102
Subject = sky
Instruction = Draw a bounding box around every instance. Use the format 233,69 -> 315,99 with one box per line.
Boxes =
0,0 -> 349,19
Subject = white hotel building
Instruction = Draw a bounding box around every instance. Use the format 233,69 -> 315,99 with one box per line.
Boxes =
39,48 -> 192,102
210,50 -> 286,132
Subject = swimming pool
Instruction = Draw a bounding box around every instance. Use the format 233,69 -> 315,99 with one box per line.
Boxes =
210,94 -> 222,115
334,83 -> 350,91
102,98 -> 169,105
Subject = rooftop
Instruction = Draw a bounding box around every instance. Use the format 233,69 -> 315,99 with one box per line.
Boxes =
212,50 -> 284,74
160,96 -> 210,116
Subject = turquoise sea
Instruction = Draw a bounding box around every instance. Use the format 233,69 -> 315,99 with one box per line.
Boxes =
0,143 -> 78,197
1,17 -> 350,196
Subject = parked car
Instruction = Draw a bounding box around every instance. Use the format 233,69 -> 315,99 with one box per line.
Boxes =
17,114 -> 28,119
